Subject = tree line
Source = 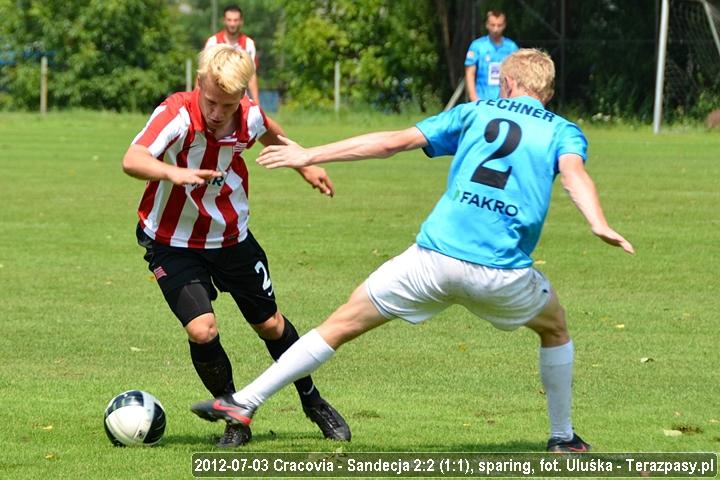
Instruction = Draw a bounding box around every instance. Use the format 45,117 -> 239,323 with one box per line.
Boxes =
1,0 -> 717,119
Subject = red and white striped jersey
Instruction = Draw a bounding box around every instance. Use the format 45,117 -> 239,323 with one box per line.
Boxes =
132,89 -> 268,249
205,32 -> 259,68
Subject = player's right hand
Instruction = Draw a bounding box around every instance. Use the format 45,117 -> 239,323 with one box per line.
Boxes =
167,167 -> 223,187
257,135 -> 311,169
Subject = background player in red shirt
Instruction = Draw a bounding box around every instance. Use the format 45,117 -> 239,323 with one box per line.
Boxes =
206,4 -> 260,105
122,44 -> 349,447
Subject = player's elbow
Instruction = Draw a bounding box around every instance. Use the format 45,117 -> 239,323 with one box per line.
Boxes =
375,142 -> 398,158
122,150 -> 147,179
121,152 -> 136,176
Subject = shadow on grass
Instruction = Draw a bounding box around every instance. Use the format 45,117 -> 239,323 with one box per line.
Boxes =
409,440 -> 543,452
162,432 -> 543,452
161,429 -> 321,448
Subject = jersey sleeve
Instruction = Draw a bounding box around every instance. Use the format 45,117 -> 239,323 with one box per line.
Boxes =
131,96 -> 189,158
248,105 -> 267,139
245,37 -> 259,68
416,104 -> 468,158
464,41 -> 479,67
554,122 -> 588,172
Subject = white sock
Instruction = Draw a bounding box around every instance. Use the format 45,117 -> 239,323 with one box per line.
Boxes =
233,329 -> 335,408
539,340 -> 574,440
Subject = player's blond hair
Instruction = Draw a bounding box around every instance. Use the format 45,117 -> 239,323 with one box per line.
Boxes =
500,49 -> 555,104
197,44 -> 255,96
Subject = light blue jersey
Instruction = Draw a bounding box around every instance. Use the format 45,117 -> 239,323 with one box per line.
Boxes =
415,96 -> 588,269
464,36 -> 519,100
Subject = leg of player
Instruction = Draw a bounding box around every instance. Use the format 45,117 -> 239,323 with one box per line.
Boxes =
186,312 -> 236,397
250,310 -> 352,441
184,309 -> 249,448
524,289 -> 591,453
190,282 -> 392,429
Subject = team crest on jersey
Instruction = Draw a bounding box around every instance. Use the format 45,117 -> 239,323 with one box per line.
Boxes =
233,142 -> 247,153
485,54 -> 491,62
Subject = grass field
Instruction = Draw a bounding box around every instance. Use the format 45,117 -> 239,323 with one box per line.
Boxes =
1,110 -> 719,479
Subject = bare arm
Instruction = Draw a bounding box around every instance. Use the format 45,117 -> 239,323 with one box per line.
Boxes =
257,127 -> 428,169
559,154 -> 635,254
122,144 -> 222,186
465,66 -> 478,102
258,116 -> 334,196
248,74 -> 260,107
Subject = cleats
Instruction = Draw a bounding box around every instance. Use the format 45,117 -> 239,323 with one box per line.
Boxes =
303,398 -> 351,441
191,395 -> 255,426
215,422 -> 252,448
191,395 -> 351,444
546,433 -> 591,453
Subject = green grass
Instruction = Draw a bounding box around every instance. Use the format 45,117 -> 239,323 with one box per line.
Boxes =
0,110 -> 718,479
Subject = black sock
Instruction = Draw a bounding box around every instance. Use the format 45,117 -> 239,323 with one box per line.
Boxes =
189,334 -> 235,397
263,316 -> 322,406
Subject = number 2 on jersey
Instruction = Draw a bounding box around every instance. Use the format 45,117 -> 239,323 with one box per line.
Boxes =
470,118 -> 522,190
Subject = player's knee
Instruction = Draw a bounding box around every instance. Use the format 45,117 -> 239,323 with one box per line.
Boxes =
185,314 -> 218,344
526,302 -> 568,339
251,310 -> 284,340
543,311 -> 568,339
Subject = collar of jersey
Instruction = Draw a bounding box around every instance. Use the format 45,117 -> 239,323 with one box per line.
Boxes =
510,95 -> 544,109
190,88 -> 242,145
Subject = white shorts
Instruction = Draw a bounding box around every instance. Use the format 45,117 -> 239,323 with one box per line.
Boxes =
366,244 -> 552,331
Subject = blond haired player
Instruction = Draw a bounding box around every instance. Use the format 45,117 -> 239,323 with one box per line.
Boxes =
205,5 -> 260,105
191,49 -> 635,452
122,44 -> 350,448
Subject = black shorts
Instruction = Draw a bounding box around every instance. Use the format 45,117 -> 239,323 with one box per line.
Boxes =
136,225 -> 278,326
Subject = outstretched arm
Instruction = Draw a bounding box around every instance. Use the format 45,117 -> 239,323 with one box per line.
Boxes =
122,144 -> 222,186
259,116 -> 334,196
257,127 -> 428,169
559,154 -> 635,254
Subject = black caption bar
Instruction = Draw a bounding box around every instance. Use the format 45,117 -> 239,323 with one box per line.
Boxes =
191,452 -> 717,478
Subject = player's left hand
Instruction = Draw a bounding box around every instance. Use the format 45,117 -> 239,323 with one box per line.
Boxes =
297,165 -> 335,197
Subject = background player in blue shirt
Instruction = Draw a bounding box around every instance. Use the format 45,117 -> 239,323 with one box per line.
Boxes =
465,10 -> 519,101
191,49 -> 635,452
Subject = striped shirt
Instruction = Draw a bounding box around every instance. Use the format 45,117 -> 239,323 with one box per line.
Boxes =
132,89 -> 267,249
205,32 -> 259,68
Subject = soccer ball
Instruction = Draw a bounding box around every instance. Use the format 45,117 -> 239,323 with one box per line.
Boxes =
103,390 -> 166,446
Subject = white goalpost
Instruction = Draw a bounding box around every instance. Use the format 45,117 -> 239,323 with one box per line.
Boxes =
653,0 -> 720,133
653,0 -> 671,134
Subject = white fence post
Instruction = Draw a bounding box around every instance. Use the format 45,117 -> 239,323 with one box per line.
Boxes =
334,61 -> 340,114
40,56 -> 48,115
185,58 -> 193,92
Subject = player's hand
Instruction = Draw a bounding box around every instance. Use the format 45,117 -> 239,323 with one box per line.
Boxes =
257,135 -> 312,169
297,165 -> 335,197
592,226 -> 635,254
166,167 -> 223,187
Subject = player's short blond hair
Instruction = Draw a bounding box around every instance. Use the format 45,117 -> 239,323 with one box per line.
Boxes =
197,44 -> 255,96
500,49 -> 555,104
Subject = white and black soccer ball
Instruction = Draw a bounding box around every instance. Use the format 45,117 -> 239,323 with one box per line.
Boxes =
103,390 -> 166,446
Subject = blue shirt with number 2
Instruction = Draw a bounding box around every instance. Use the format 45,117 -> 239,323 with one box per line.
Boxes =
415,96 -> 588,269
